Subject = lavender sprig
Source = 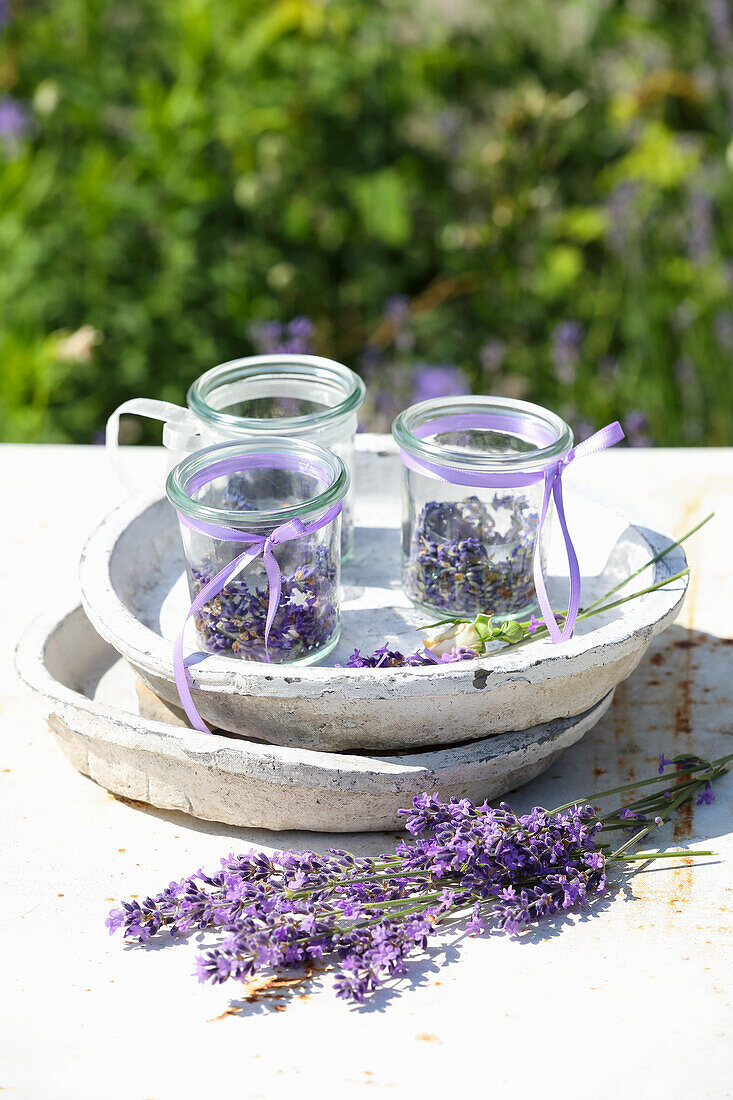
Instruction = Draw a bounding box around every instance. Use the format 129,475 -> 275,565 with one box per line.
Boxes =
106,752 -> 728,1005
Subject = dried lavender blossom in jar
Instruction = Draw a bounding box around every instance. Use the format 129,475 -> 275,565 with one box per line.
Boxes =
404,493 -> 539,617
190,543 -> 339,662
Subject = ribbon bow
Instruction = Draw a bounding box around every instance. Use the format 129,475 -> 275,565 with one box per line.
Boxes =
173,504 -> 341,734
399,418 -> 625,645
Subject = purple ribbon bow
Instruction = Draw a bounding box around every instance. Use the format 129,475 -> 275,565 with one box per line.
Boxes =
173,453 -> 341,734
399,417 -> 625,644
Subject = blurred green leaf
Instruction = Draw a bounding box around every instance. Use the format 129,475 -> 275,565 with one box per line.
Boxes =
534,245 -> 584,299
350,168 -> 412,247
606,122 -> 702,189
557,207 -> 608,243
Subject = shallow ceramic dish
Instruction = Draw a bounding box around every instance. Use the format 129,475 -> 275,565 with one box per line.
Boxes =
15,603 -> 614,832
78,440 -> 687,752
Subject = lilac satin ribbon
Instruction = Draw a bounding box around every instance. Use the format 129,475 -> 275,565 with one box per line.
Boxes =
400,417 -> 625,644
173,452 -> 342,734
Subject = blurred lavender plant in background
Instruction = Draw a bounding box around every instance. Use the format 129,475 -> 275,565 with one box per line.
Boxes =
687,190 -> 714,264
383,295 -> 415,353
675,358 -> 697,386
707,0 -> 732,47
606,182 -> 639,257
248,317 -> 315,356
624,410 -> 652,448
479,339 -> 506,376
357,296 -> 471,431
411,364 -> 470,404
574,420 -> 597,442
551,322 -> 584,386
0,97 -> 29,153
714,310 -> 733,350
359,354 -> 470,433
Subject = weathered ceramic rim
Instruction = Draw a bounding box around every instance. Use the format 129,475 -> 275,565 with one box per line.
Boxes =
77,482 -> 688,701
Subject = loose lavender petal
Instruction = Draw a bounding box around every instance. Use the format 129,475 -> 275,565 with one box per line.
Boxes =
339,643 -> 476,668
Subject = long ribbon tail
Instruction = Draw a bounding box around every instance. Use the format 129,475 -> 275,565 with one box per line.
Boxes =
532,421 -> 625,644
552,475 -> 581,642
260,516 -> 310,660
532,468 -> 561,643
261,541 -> 281,663
173,548 -> 262,733
553,421 -> 625,640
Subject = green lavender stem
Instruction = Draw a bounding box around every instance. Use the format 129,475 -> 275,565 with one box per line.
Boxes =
550,753 -> 733,814
574,568 -> 689,623
581,512 -> 713,616
609,784 -> 696,859
501,569 -> 690,655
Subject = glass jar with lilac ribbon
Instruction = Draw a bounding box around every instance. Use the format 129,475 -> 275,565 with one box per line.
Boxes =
108,354 -> 365,556
166,438 -> 349,733
392,396 -> 624,642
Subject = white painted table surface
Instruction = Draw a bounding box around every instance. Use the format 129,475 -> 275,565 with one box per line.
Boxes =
2,442 -> 732,1100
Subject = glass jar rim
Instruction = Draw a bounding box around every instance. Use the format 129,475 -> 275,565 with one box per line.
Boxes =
391,396 -> 574,472
187,354 -> 366,434
166,437 -> 350,528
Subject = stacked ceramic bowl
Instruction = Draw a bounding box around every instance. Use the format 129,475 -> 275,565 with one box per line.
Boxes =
16,355 -> 688,831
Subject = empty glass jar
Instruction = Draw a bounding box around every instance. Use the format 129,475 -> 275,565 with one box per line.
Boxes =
167,437 -> 349,665
392,396 -> 574,621
108,354 -> 365,555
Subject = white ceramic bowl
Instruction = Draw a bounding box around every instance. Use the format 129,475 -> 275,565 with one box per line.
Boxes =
77,443 -> 687,751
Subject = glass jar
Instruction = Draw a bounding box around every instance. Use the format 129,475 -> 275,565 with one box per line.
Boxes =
392,396 -> 574,621
166,437 -> 349,665
108,354 -> 365,556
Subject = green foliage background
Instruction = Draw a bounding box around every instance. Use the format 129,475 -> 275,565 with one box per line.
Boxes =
1,0 -> 732,443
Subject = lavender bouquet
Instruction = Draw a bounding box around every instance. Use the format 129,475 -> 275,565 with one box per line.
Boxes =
107,752 -> 728,1005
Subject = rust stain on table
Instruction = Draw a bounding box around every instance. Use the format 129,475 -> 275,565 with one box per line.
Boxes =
207,967 -> 316,1019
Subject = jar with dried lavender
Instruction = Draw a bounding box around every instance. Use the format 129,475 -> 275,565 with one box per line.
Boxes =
166,438 -> 349,732
392,396 -> 577,624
